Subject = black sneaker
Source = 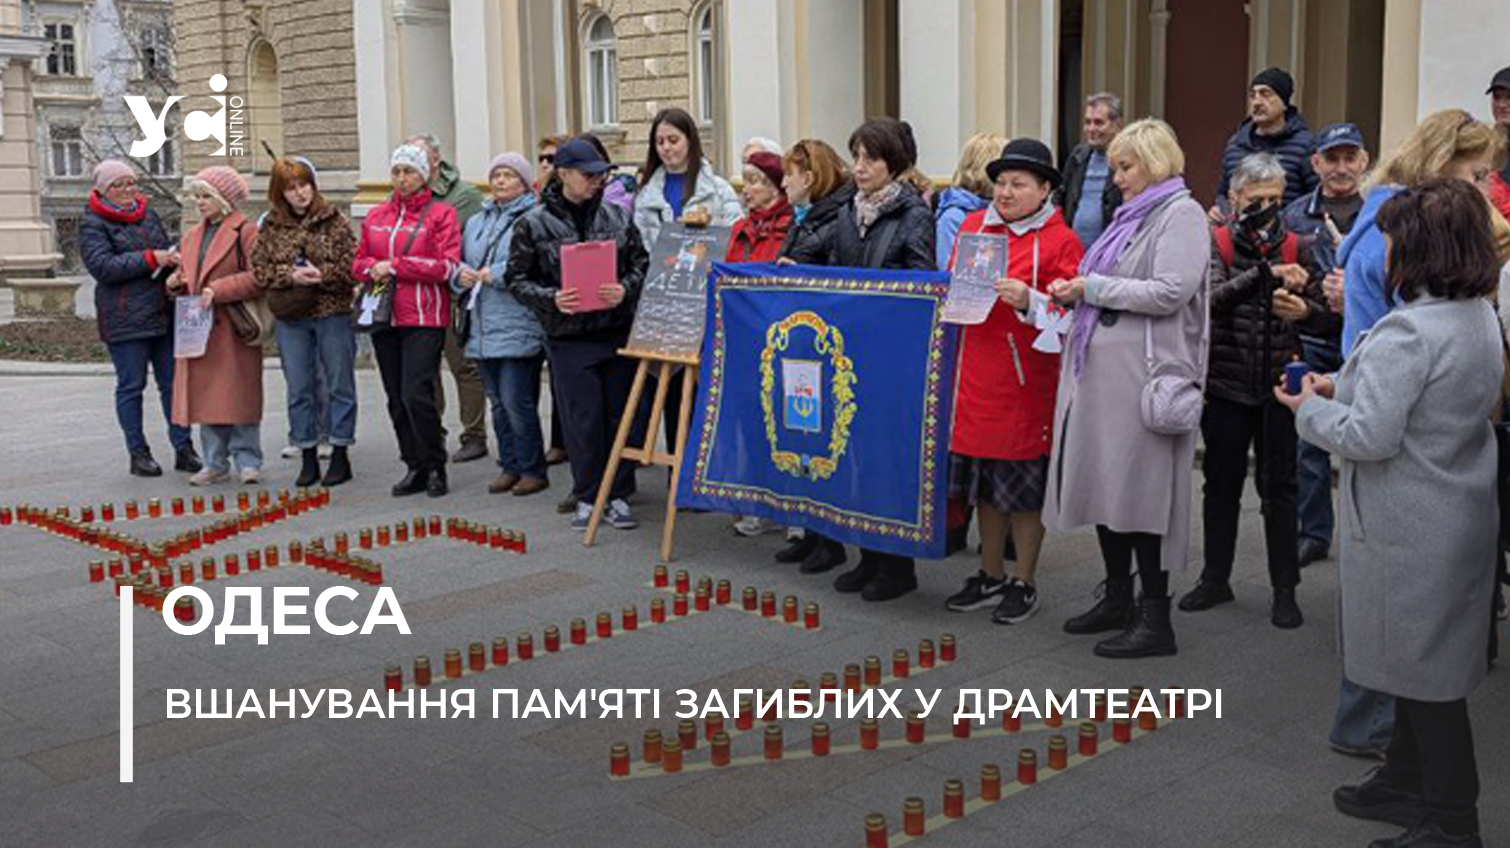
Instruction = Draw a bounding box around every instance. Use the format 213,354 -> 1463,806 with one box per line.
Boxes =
1367,820 -> 1482,848
1271,586 -> 1304,629
945,571 -> 1006,612
1334,767 -> 1426,828
1177,580 -> 1235,612
991,578 -> 1039,624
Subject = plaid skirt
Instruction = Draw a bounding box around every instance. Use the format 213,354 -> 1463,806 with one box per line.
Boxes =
946,453 -> 1049,514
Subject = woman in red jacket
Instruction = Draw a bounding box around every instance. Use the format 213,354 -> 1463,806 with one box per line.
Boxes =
726,152 -> 794,263
943,139 -> 1084,624
353,144 -> 462,497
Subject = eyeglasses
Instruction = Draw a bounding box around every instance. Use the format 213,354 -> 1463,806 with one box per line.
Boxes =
110,179 -> 139,189
538,154 -> 555,164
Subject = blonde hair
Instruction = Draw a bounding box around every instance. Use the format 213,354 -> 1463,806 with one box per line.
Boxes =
951,133 -> 1009,198
1370,109 -> 1507,190
1107,118 -> 1185,182
186,179 -> 233,220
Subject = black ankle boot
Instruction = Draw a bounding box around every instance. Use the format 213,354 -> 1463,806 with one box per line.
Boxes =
322,446 -> 352,487
833,550 -> 877,592
296,448 -> 322,488
1094,596 -> 1178,658
174,445 -> 203,473
776,533 -> 821,564
426,467 -> 449,498
129,449 -> 163,478
862,557 -> 918,602
1063,578 -> 1134,634
800,538 -> 848,574
391,468 -> 429,497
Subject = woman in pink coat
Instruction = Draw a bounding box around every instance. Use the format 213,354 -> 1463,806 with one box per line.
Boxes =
169,166 -> 265,486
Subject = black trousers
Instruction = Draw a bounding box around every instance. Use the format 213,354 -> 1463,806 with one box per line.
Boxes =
372,327 -> 446,473
1200,396 -> 1300,590
547,336 -> 638,503
1096,526 -> 1168,597
1381,696 -> 1480,837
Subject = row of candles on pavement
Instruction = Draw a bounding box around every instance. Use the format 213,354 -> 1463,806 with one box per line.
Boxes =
652,566 -> 822,628
610,688 -> 1184,778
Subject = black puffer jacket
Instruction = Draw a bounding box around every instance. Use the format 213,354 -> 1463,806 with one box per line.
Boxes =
1057,144 -> 1123,230
505,181 -> 649,340
779,182 -> 856,263
1206,226 -> 1329,406
826,182 -> 936,271
79,192 -> 174,344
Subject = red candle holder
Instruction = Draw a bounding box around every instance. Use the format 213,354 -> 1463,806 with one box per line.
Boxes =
469,642 -> 486,672
543,626 -> 561,653
201,558 -> 217,581
256,489 -> 270,508
107,559 -> 124,578
88,561 -> 104,583
694,588 -> 710,612
125,500 -> 140,520
711,731 -> 731,767
570,619 -> 587,646
804,601 -> 820,629
674,569 -> 690,594
622,606 -> 638,631
866,813 -> 889,848
247,549 -> 261,571
760,591 -> 776,618
1003,709 -> 1022,731
672,594 -> 688,617
763,725 -> 783,760
428,515 -> 442,536
413,656 -> 432,687
791,680 -> 810,710
5,506 -> 20,526
953,713 -> 971,739
1079,722 -> 1099,756
1169,691 -> 1184,719
864,656 -> 882,687
288,540 -> 303,564
178,562 -> 193,585
918,639 -> 936,669
716,580 -> 732,605
741,587 -> 758,611
170,497 -> 184,517
444,649 -> 463,679
782,596 -> 799,624
385,665 -> 402,691
209,494 -> 225,514
705,713 -> 724,740
736,698 -> 754,731
157,566 -> 173,588
892,649 -> 910,679
650,598 -> 666,624
1048,735 -> 1068,770
652,565 -> 668,588
1018,749 -> 1038,784
843,664 -> 862,692
359,528 -> 373,550
661,739 -> 682,773
1113,717 -> 1133,743
101,504 -> 115,522
174,597 -> 195,623
643,729 -> 662,763
334,533 -> 349,555
943,779 -> 964,818
906,712 -> 925,744
264,545 -> 279,568
610,742 -> 630,777
81,505 -> 96,523
904,798 -> 925,836
1092,694 -> 1107,722
223,553 -> 240,577
517,634 -> 534,660
860,718 -> 879,750
678,719 -> 697,752
811,722 -> 830,756
232,492 -> 247,513
940,634 -> 956,663
394,522 -> 408,544
147,498 -> 162,519
1046,703 -> 1062,727
491,638 -> 509,666
128,553 -> 144,574
413,517 -> 427,539
695,576 -> 712,597
982,764 -> 1002,801
596,612 -> 613,639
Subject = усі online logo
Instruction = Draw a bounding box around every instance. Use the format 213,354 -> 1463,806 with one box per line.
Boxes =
125,73 -> 245,158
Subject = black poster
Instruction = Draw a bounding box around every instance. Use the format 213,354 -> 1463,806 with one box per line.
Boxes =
626,223 -> 732,359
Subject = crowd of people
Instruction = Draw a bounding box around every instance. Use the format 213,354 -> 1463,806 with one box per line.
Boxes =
76,64 -> 1510,848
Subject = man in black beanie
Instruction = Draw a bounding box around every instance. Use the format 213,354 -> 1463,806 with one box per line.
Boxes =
1210,67 -> 1318,222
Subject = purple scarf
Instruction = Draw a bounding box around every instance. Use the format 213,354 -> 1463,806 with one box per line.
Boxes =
1068,176 -> 1189,378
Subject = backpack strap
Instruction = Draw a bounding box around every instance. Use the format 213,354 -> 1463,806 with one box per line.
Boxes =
1213,226 -> 1235,269
1280,232 -> 1299,265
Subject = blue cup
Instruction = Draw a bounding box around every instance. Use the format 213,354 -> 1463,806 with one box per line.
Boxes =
1284,360 -> 1311,394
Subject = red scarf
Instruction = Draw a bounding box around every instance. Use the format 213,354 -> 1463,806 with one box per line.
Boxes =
88,190 -> 148,224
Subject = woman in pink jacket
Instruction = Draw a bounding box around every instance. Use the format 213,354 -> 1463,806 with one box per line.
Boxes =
353,144 -> 462,497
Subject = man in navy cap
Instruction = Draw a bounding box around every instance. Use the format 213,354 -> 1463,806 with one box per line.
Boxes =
1211,67 -> 1319,222
1280,122 -> 1369,572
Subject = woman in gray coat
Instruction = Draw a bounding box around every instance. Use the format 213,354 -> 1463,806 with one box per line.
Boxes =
1280,179 -> 1501,848
1044,119 -> 1211,659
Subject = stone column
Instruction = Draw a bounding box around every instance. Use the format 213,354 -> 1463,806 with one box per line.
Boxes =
0,7 -> 63,283
899,0 -> 973,178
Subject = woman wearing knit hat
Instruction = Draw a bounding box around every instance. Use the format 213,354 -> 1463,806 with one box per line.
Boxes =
251,157 -> 358,488
353,143 -> 463,498
169,165 -> 266,486
79,159 -> 202,478
453,151 -> 549,497
726,152 -> 793,263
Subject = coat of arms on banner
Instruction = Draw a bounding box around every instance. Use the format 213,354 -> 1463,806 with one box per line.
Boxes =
679,263 -> 958,559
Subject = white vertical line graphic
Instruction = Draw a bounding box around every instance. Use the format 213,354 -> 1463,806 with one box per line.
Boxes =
120,585 -> 133,783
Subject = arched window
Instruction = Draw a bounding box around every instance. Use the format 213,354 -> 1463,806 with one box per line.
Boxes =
247,40 -> 284,170
693,5 -> 717,124
583,14 -> 618,128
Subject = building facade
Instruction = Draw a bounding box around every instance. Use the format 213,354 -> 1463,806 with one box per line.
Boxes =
0,0 -> 60,282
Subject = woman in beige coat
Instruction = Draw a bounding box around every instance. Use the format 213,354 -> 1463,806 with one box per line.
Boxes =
169,166 -> 265,486
1043,119 -> 1211,659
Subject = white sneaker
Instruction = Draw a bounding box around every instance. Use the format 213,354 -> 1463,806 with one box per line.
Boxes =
732,515 -> 779,537
318,443 -> 334,459
607,499 -> 638,530
239,467 -> 262,486
280,445 -> 300,459
189,468 -> 229,487
570,501 -> 593,531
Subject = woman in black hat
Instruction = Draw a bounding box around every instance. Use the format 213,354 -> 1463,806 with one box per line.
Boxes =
941,139 -> 1084,624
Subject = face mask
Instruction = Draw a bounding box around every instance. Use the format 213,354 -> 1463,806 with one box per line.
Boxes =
1236,199 -> 1281,239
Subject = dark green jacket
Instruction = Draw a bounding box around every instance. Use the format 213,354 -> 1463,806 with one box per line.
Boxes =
430,160 -> 485,229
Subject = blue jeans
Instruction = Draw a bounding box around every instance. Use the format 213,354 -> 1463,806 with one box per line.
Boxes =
276,316 -> 357,448
476,356 -> 547,479
1298,339 -> 1342,546
107,335 -> 192,455
200,424 -> 263,473
1331,675 -> 1395,754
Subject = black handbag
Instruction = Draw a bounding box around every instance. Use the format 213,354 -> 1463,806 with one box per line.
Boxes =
353,202 -> 430,334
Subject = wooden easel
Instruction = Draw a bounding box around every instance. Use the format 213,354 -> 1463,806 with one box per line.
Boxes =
583,349 -> 700,562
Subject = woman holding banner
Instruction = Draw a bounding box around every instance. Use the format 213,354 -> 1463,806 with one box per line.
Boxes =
1043,118 -> 1210,658
942,139 -> 1083,624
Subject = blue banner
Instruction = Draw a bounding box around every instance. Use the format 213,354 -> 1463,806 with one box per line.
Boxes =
678,263 -> 958,559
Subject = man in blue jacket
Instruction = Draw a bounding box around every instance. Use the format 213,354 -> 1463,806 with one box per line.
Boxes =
1210,67 -> 1319,222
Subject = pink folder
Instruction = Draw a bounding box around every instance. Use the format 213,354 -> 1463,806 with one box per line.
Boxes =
561,240 -> 618,312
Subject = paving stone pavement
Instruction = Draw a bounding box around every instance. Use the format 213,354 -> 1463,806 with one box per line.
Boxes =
0,369 -> 1504,848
